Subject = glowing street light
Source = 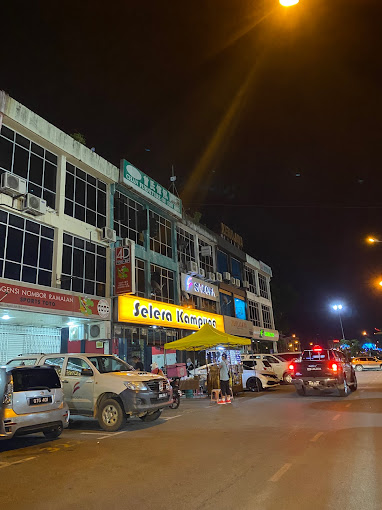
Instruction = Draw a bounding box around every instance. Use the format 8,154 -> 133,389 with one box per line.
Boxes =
279,0 -> 299,6
332,304 -> 345,341
367,236 -> 381,244
362,331 -> 367,336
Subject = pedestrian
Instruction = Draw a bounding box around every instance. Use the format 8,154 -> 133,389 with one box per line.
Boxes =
218,353 -> 231,404
132,356 -> 144,371
151,362 -> 165,377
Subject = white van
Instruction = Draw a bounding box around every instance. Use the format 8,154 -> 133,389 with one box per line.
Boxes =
7,354 -> 173,432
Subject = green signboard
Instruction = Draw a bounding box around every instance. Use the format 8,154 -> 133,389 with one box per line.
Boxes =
120,160 -> 182,218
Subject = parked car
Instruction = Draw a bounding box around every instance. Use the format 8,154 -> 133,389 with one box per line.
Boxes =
351,356 -> 382,371
7,353 -> 173,432
275,352 -> 302,363
0,365 -> 69,440
241,356 -> 280,391
241,354 -> 293,383
290,346 -> 357,396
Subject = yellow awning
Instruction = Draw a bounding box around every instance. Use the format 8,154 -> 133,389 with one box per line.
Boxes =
164,324 -> 251,351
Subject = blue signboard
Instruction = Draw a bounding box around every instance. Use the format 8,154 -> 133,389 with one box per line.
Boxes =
234,298 -> 246,320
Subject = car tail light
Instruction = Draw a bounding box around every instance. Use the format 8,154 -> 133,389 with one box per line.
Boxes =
331,363 -> 338,372
313,345 -> 322,352
289,364 -> 294,371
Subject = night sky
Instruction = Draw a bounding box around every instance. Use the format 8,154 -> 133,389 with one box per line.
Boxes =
3,0 -> 382,342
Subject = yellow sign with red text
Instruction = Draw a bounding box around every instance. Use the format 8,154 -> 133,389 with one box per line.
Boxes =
118,295 -> 225,332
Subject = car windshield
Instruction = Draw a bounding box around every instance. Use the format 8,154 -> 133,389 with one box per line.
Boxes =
88,356 -> 133,373
7,358 -> 38,367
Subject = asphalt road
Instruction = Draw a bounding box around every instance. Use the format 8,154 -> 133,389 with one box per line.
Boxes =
1,371 -> 382,510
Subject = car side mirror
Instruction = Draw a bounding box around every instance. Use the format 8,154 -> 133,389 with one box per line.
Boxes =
81,368 -> 93,376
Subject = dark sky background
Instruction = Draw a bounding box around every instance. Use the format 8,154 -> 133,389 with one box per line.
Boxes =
2,0 -> 382,342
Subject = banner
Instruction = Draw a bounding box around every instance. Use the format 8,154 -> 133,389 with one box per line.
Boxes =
115,241 -> 135,295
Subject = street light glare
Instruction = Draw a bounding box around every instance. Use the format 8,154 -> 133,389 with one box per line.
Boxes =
279,0 -> 299,6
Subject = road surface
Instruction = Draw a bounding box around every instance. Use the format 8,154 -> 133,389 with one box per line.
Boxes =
1,371 -> 382,510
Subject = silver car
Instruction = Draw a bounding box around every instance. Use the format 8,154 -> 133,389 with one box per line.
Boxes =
0,365 -> 69,440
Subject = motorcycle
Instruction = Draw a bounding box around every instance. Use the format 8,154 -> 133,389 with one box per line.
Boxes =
169,377 -> 181,409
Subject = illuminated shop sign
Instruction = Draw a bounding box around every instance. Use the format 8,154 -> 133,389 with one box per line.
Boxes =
118,295 -> 224,331
181,274 -> 218,302
252,327 -> 279,341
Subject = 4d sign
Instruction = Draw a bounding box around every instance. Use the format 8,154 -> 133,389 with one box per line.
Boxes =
118,295 -> 225,332
120,160 -> 182,218
115,241 -> 135,295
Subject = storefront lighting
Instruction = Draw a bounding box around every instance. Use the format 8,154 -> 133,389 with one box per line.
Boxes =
67,321 -> 75,326
1,314 -> 10,320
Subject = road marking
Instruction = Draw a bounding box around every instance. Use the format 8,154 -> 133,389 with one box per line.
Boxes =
0,457 -> 36,470
97,431 -> 126,440
345,403 -> 351,408
310,432 -> 323,442
269,463 -> 292,482
162,415 -> 182,420
333,414 -> 341,421
81,432 -> 101,435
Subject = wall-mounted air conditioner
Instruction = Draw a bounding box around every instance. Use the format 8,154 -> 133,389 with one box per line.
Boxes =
243,280 -> 250,289
207,272 -> 215,281
101,227 -> 116,243
0,172 -> 27,197
223,272 -> 231,281
23,194 -> 47,216
215,272 -> 223,282
88,322 -> 111,340
186,260 -> 198,275
235,278 -> 241,287
230,276 -> 236,286
198,268 -> 205,278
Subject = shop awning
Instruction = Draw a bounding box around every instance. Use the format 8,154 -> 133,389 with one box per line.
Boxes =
164,324 -> 251,351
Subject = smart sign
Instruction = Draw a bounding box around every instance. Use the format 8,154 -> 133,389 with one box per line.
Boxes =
181,274 -> 218,302
117,295 -> 225,332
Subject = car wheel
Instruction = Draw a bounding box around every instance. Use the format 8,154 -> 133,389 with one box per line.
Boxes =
350,374 -> 358,392
139,410 -> 162,422
355,365 -> 363,372
283,372 -> 293,384
338,377 -> 350,397
246,377 -> 263,392
296,387 -> 306,396
43,424 -> 63,439
98,398 -> 125,432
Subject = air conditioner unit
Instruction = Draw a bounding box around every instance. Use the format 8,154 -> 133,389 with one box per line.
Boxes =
215,272 -> 223,282
223,272 -> 231,281
23,194 -> 46,216
101,227 -> 116,243
230,276 -> 236,286
186,260 -> 198,275
235,278 -> 241,287
243,280 -> 250,289
0,172 -> 27,197
198,268 -> 205,278
88,322 -> 110,340
207,272 -> 216,281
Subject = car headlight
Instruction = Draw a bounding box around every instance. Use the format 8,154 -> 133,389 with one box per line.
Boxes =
166,381 -> 171,390
123,381 -> 148,391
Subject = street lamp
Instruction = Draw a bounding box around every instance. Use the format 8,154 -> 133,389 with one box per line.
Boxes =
332,304 -> 345,341
367,236 -> 381,244
279,0 -> 299,6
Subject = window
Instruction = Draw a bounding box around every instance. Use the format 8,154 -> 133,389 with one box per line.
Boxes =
0,211 -> 54,286
6,358 -> 37,367
258,274 -> 269,299
248,300 -> 261,326
200,297 -> 217,314
244,266 -> 257,294
136,258 -> 145,297
114,191 -> 144,246
234,298 -> 246,320
231,258 -> 242,281
12,367 -> 61,391
65,357 -> 92,377
150,264 -> 174,303
88,355 -> 132,373
242,360 -> 256,369
220,291 -> 234,316
43,357 -> 65,376
199,239 -> 214,275
149,211 -> 173,258
177,227 -> 196,271
0,125 -> 57,208
65,163 -> 107,228
61,233 -> 107,296
217,250 -> 229,274
265,356 -> 279,364
261,304 -> 273,329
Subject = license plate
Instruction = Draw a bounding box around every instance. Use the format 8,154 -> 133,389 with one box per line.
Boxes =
29,396 -> 52,405
308,381 -> 320,387
158,393 -> 167,399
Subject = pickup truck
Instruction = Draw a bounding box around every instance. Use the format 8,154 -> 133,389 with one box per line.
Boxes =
289,346 -> 357,397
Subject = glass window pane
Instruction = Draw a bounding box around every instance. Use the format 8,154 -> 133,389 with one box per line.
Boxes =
63,233 -> 72,245
43,189 -> 55,209
23,233 -> 39,267
26,220 -> 39,234
41,226 -> 54,239
5,261 -> 21,280
6,227 -> 23,262
75,179 -> 86,205
39,238 -> 53,270
28,183 -> 42,198
65,173 -> 74,200
73,248 -> 84,277
44,161 -> 57,192
97,190 -> 106,214
38,270 -> 52,287
84,280 -> 94,295
0,224 -> 5,258
29,154 -> 43,185
76,168 -> 86,181
86,209 -> 96,226
0,136 -> 13,171
13,145 -> 29,179
85,253 -> 95,280
45,151 -> 57,164
1,126 -> 14,141
96,257 -> 106,282
31,142 -> 44,157
74,238 -> 84,249
16,133 -> 30,149
9,214 -> 24,229
64,200 -> 74,216
22,266 -> 37,284
72,277 -> 83,293
62,245 -> 72,274
75,205 -> 85,221
87,185 -> 96,211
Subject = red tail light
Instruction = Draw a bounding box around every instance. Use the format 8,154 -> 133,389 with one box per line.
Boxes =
331,363 -> 338,372
289,364 -> 294,371
313,345 -> 322,352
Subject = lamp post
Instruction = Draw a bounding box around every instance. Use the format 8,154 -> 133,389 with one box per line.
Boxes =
332,304 -> 345,341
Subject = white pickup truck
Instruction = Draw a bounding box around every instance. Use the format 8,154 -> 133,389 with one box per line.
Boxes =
7,353 -> 173,431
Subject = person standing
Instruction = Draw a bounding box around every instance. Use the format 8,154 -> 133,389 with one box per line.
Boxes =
218,353 -> 231,404
132,356 -> 144,371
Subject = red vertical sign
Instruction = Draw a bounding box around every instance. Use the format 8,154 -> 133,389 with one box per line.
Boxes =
115,241 -> 135,295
